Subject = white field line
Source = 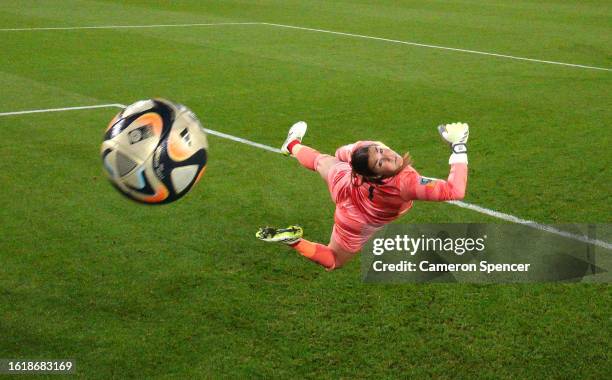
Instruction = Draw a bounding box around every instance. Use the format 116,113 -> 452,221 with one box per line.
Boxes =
1,21 -> 610,71
0,104 -> 124,116
103,103 -> 281,153
204,128 -> 281,154
262,23 -> 612,72
448,201 -> 611,250
0,22 -> 259,32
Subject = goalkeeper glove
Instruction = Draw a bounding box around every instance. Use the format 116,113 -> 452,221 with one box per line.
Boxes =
437,122 -> 469,164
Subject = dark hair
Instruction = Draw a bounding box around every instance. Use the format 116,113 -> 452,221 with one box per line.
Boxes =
350,144 -> 412,201
350,144 -> 413,183
351,145 -> 381,200
350,145 -> 377,179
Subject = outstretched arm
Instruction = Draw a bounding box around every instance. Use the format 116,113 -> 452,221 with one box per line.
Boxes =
401,122 -> 470,201
401,164 -> 467,201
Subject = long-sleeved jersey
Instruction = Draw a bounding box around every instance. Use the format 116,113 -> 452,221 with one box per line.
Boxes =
333,141 -> 468,226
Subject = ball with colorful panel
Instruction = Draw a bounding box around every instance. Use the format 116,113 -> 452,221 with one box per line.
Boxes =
101,98 -> 208,204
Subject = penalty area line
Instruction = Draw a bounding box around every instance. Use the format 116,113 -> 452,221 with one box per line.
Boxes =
0,103 -> 124,117
204,128 -> 281,154
1,21 -> 609,71
111,103 -> 280,153
261,23 -> 612,72
0,22 -> 260,32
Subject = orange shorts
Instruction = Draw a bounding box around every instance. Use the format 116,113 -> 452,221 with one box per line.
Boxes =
323,159 -> 382,253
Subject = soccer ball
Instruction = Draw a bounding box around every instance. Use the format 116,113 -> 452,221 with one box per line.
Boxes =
101,98 -> 208,204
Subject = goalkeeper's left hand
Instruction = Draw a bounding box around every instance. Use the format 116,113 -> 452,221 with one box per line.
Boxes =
437,122 -> 469,164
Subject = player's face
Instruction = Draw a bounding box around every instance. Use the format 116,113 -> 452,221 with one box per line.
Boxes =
367,144 -> 403,178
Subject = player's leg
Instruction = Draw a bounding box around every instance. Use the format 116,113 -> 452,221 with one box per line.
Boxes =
327,238 -> 357,269
260,122 -> 354,270
256,225 -> 334,269
289,229 -> 360,270
290,141 -> 337,176
256,225 -> 354,270
280,121 -> 342,182
290,238 -> 344,270
281,121 -> 323,170
287,139 -> 340,182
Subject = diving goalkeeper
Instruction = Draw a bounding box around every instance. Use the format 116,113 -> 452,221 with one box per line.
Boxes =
256,121 -> 469,270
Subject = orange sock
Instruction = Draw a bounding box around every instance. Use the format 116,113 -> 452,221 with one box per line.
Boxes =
294,146 -> 320,171
290,239 -> 337,269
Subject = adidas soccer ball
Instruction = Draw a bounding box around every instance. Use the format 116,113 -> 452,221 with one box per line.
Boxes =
101,98 -> 208,204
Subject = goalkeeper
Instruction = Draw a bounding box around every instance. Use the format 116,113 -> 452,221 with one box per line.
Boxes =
256,121 -> 469,270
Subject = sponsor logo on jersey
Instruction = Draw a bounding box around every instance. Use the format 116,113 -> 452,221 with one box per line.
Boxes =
419,177 -> 435,186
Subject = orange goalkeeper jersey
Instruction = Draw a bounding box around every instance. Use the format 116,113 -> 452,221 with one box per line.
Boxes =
333,141 -> 468,226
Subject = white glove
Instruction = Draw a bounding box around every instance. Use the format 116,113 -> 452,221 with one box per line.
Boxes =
437,122 -> 469,164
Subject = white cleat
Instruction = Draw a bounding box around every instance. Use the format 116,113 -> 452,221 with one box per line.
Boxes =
280,121 -> 307,156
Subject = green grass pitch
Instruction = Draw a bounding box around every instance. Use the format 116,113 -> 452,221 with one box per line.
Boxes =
0,1 -> 610,378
